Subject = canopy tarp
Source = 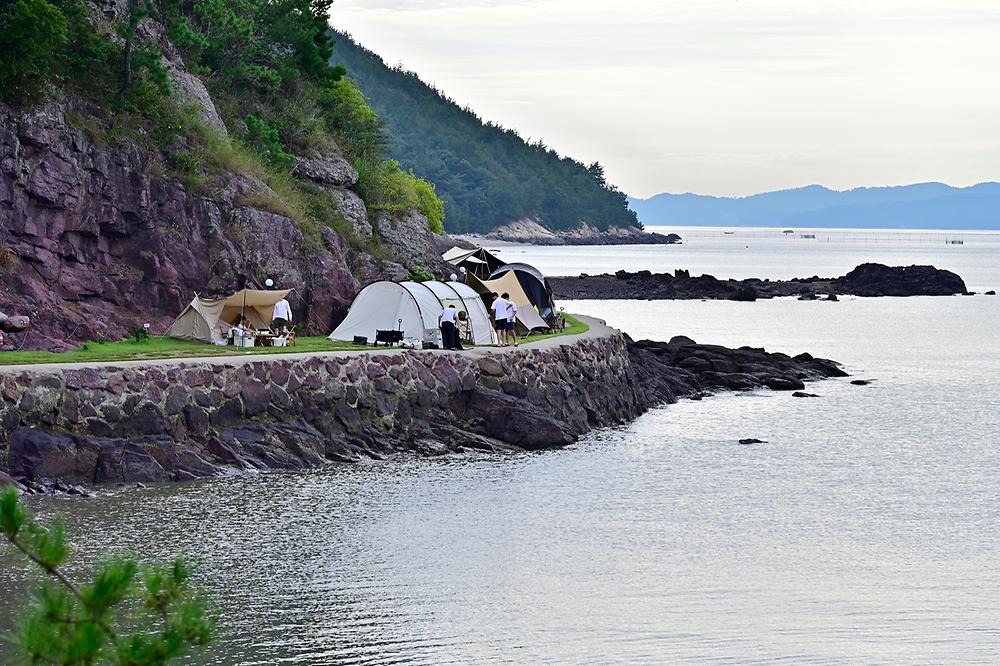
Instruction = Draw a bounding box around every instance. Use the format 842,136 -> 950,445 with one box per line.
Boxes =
329,280 -> 495,346
442,245 -> 506,278
473,271 -> 549,331
168,289 -> 291,343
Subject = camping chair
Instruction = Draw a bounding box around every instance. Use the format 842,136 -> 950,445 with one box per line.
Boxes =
285,328 -> 296,346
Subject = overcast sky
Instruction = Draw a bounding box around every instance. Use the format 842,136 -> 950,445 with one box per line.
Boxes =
330,0 -> 1000,198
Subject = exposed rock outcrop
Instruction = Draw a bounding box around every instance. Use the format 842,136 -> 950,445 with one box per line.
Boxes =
0,94 -> 450,350
551,263 -> 969,300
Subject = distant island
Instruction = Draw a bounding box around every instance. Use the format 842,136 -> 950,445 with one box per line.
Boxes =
628,182 -> 1000,230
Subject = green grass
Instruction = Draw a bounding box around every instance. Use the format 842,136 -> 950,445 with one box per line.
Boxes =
0,315 -> 589,366
519,313 -> 589,344
0,336 -> 361,366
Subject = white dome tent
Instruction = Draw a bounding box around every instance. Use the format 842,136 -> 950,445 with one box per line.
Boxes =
329,280 -> 495,347
422,280 -> 496,346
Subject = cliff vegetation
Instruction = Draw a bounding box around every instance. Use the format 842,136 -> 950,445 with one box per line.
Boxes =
0,0 -> 452,349
0,0 -> 443,231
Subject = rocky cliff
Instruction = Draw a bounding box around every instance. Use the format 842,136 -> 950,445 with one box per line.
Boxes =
0,1 -> 452,351
0,98 -> 450,351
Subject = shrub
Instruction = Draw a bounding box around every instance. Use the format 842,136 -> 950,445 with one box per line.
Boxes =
128,326 -> 149,343
405,265 -> 433,282
244,113 -> 293,168
412,176 -> 444,233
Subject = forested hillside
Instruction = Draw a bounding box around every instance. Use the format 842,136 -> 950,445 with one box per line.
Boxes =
329,31 -> 639,235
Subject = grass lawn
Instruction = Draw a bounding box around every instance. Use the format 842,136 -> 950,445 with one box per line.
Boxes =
519,313 -> 589,344
0,314 -> 591,367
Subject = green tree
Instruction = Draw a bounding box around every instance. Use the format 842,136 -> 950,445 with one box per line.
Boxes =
0,0 -> 69,104
0,488 -> 213,665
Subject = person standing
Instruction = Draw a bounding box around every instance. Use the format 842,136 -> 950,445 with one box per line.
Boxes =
505,296 -> 519,346
272,296 -> 293,333
438,304 -> 459,350
490,292 -> 509,346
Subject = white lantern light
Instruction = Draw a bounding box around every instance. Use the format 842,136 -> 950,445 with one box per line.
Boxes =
265,278 -> 274,288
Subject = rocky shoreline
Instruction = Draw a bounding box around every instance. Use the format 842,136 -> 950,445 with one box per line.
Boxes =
0,318 -> 846,494
467,218 -> 681,246
550,263 -> 971,300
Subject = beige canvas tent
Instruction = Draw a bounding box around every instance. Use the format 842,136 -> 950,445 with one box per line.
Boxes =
168,289 -> 291,343
467,272 -> 549,331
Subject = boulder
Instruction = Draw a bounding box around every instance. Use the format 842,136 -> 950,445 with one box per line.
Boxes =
464,388 -> 574,450
291,153 -> 358,187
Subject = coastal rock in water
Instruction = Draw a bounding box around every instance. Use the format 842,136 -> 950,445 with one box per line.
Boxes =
792,391 -> 819,398
850,379 -> 872,386
834,263 -> 967,297
739,438 -> 766,445
550,263 -> 969,301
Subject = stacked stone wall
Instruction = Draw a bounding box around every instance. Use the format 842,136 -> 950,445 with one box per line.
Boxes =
0,331 -> 645,484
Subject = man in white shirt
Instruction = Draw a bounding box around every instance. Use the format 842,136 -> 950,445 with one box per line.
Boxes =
438,304 -> 460,350
272,297 -> 292,333
505,297 -> 518,346
490,292 -> 509,346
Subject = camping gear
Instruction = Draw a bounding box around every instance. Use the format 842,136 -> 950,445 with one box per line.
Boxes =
487,263 -> 556,319
467,272 -> 549,332
375,329 -> 404,346
329,280 -> 496,346
167,289 -> 291,344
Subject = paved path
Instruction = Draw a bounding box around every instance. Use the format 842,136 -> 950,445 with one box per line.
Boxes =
0,315 -> 615,374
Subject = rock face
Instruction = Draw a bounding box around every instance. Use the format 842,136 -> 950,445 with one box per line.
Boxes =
0,97 -> 450,350
0,325 -> 847,485
551,263 -> 969,300
479,217 -> 680,246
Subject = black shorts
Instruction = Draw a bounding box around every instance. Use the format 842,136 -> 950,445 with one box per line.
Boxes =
505,320 -> 516,331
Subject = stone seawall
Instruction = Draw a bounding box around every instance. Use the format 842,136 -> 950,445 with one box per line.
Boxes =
0,324 -> 647,485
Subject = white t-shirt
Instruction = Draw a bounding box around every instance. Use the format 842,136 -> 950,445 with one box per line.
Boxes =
506,301 -> 518,321
440,307 -> 457,324
272,299 -> 292,321
491,298 -> 509,321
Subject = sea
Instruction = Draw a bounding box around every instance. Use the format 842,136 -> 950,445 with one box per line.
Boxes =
1,226 -> 998,664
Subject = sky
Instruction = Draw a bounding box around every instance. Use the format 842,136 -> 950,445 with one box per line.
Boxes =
329,0 -> 1000,199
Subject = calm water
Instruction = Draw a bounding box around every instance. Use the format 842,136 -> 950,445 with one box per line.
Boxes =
493,226 -> 1000,292
2,230 -> 999,664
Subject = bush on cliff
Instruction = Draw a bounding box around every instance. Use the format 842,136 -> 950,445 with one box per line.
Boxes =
0,488 -> 213,664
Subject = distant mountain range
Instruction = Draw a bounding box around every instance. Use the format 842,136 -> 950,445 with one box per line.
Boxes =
628,182 -> 1000,230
